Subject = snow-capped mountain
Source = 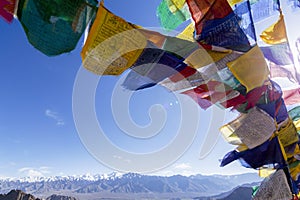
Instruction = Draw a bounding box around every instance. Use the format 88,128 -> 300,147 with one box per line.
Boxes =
2,172 -> 123,183
0,172 -> 262,200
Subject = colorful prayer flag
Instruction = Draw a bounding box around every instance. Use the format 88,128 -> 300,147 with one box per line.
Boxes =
122,42 -> 187,90
283,87 -> 300,105
257,98 -> 289,123
250,0 -> 278,22
186,0 -> 252,51
253,169 -> 292,200
261,43 -> 294,66
159,50 -> 242,92
166,0 -> 186,13
159,70 -> 205,92
17,0 -> 97,56
288,158 -> 300,181
232,0 -> 257,46
220,137 -> 286,169
196,11 -> 251,52
186,0 -> 232,35
289,106 -> 300,122
157,0 -> 190,31
228,0 -> 243,6
0,0 -> 16,22
227,45 -> 269,92
275,118 -> 299,148
220,107 -> 276,149
260,13 -> 300,85
260,12 -> 287,45
176,22 -> 195,41
180,89 -> 213,110
181,80 -> 233,109
81,4 -> 147,75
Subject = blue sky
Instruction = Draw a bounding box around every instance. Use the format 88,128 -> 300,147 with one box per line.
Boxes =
1,0 -> 289,178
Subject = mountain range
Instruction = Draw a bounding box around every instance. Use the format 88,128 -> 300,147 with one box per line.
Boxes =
0,172 -> 262,200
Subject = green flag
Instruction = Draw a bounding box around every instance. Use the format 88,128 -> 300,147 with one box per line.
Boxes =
17,0 -> 98,56
156,0 -> 190,31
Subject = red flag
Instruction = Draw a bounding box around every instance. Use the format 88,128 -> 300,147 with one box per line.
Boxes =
169,66 -> 197,82
182,80 -> 232,109
181,89 -> 213,110
283,88 -> 300,105
0,0 -> 15,23
186,0 -> 232,35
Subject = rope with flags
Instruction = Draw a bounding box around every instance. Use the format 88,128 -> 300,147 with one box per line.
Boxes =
2,0 -> 300,198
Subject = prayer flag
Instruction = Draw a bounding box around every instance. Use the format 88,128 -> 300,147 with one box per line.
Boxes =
181,89 -> 213,110
166,0 -> 186,13
186,0 -> 232,35
253,169 -> 292,200
186,0 -> 252,51
81,4 -> 147,75
260,13 -> 300,84
232,0 -> 257,46
220,107 -> 276,149
289,106 -> 300,122
157,0 -> 190,31
176,22 -> 195,41
122,42 -> 187,90
220,137 -> 286,169
288,158 -> 300,181
160,50 -> 242,92
250,0 -> 278,22
0,0 -> 16,22
181,80 -> 233,109
228,0 -> 243,6
260,12 -> 287,45
195,11 -> 251,52
227,45 -> 269,92
283,88 -> 300,105
17,0 -> 97,56
275,118 -> 299,148
257,98 -> 289,123
261,43 -> 294,66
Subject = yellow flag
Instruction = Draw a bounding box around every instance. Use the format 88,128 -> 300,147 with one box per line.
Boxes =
81,4 -> 147,75
176,23 -> 195,42
258,167 -> 275,178
167,0 -> 186,13
275,118 -> 299,147
227,45 -> 269,92
260,13 -> 287,45
293,118 -> 300,132
227,0 -> 243,6
138,29 -> 166,48
185,48 -> 231,69
220,126 -> 243,146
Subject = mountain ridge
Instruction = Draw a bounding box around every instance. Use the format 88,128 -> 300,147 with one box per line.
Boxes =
0,172 -> 260,183
0,172 -> 262,200
0,190 -> 77,200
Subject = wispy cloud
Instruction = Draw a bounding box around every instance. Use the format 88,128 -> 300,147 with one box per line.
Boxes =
45,109 -> 64,126
113,155 -> 131,163
173,163 -> 192,170
18,166 -> 51,177
152,163 -> 195,177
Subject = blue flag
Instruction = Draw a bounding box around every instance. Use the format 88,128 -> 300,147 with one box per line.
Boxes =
221,137 -> 286,169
